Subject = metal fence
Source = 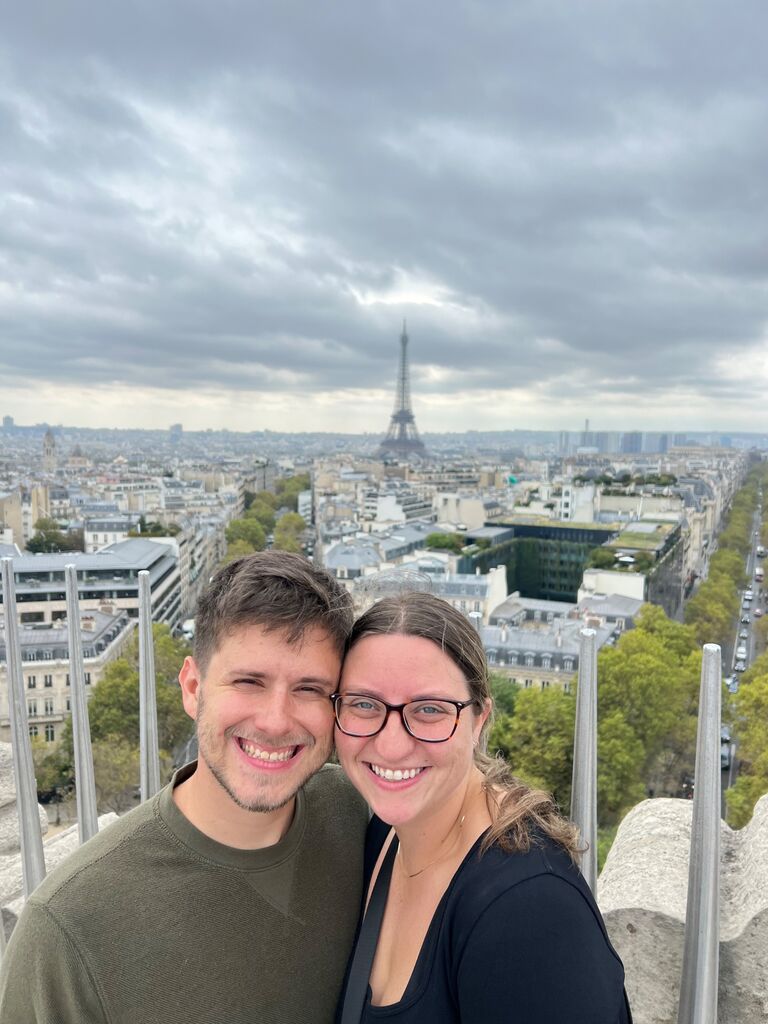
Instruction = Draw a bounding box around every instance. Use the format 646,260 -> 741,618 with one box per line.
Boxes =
0,557 -> 722,1021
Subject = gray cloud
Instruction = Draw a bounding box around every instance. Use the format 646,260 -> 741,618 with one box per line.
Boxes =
1,1 -> 767,429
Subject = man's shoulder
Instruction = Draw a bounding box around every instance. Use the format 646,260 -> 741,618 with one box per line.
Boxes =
27,793 -> 163,911
305,762 -> 364,800
304,764 -> 368,824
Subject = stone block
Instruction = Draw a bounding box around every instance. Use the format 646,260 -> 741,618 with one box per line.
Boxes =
599,795 -> 768,1023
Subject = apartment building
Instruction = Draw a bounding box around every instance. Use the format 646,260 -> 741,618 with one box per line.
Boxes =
481,618 -> 614,692
0,609 -> 135,745
0,538 -> 182,631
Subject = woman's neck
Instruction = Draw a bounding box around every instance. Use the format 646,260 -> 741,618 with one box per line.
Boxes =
393,769 -> 489,876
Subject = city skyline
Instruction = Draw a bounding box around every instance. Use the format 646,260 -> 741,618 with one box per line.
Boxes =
1,2 -> 767,434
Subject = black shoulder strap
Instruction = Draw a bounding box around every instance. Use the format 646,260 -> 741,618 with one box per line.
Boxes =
339,834 -> 399,1024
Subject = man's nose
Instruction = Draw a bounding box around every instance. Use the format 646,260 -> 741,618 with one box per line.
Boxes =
254,689 -> 296,737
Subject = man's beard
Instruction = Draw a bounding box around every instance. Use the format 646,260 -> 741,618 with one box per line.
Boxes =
195,686 -> 331,813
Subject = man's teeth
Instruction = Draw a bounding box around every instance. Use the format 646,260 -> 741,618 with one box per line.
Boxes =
370,764 -> 424,781
240,740 -> 295,762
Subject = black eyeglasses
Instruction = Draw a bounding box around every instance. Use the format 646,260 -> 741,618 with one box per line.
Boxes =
331,693 -> 476,743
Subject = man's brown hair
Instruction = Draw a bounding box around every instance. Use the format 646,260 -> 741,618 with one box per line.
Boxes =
193,551 -> 353,673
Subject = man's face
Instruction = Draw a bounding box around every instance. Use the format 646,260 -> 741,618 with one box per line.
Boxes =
179,622 -> 341,813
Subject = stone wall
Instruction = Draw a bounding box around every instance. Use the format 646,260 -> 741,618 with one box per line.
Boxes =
0,742 -> 117,943
599,796 -> 768,1023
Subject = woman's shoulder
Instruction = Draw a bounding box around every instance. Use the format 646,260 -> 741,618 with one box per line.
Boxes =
449,829 -> 598,930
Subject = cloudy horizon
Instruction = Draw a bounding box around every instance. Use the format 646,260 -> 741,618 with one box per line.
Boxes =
1,2 -> 766,434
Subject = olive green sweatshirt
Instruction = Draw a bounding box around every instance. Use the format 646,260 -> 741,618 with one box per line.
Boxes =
0,763 -> 368,1024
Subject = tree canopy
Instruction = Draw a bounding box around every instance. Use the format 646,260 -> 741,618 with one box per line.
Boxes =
26,517 -> 83,554
273,512 -> 307,554
425,532 -> 466,553
486,602 -> 702,826
225,517 -> 266,552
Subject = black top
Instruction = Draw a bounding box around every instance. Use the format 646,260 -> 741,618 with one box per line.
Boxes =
343,816 -> 631,1024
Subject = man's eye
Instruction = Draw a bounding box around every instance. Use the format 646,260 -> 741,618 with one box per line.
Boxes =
297,686 -> 326,698
234,678 -> 262,688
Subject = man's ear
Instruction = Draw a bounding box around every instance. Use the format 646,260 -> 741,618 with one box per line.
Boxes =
179,656 -> 203,721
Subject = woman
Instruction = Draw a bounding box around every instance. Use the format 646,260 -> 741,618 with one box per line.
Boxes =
333,592 -> 631,1024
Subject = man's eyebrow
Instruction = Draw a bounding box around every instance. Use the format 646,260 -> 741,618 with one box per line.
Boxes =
226,670 -> 336,687
297,676 -> 337,688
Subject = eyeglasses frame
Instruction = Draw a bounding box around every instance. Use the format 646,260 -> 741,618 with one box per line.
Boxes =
330,692 -> 477,743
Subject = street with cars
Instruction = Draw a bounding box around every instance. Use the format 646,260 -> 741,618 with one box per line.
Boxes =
721,495 -> 764,802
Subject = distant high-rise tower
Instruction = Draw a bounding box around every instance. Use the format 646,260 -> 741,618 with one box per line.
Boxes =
42,428 -> 57,473
378,323 -> 427,460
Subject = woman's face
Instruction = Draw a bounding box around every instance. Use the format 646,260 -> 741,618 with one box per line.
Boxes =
335,633 -> 489,829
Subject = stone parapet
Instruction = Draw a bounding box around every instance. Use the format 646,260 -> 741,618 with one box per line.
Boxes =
599,796 -> 768,1023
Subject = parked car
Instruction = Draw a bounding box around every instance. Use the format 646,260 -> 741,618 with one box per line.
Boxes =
754,608 -> 763,618
735,660 -> 747,672
721,726 -> 732,770
727,677 -> 739,694
744,589 -> 754,600
739,629 -> 749,639
741,614 -> 751,624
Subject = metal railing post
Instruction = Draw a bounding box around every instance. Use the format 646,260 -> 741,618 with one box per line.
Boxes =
1,558 -> 46,897
138,571 -> 161,800
570,627 -> 598,893
677,643 -> 721,1024
64,565 -> 99,843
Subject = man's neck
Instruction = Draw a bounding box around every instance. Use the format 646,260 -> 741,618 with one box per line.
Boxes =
172,762 -> 296,850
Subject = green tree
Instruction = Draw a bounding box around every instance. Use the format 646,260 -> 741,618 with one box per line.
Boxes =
633,604 -> 698,662
489,687 -> 575,807
753,616 -> 768,655
31,738 -> 72,799
587,547 -> 616,569
596,711 -> 646,820
274,473 -> 310,512
727,670 -> 768,827
92,736 -> 141,814
272,512 -> 307,554
128,519 -> 181,537
245,499 -> 276,533
26,518 -> 83,554
61,625 -> 192,759
685,574 -> 739,647
225,517 -> 266,551
489,672 -> 519,717
597,625 -> 700,816
425,532 -> 466,554
221,539 -> 258,566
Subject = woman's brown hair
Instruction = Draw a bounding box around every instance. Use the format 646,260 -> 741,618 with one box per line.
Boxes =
347,591 -> 581,860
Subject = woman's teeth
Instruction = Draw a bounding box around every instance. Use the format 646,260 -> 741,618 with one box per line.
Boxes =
369,764 -> 424,781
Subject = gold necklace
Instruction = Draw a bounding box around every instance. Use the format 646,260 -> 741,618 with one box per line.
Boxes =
397,812 -> 467,879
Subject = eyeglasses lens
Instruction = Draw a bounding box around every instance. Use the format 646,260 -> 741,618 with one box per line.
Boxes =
335,696 -> 458,741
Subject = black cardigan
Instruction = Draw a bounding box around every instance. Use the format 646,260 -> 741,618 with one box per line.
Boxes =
340,815 -> 632,1024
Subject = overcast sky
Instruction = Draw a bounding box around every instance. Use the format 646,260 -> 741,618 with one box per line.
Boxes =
1,1 -> 766,435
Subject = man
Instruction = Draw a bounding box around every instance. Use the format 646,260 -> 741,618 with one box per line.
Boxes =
0,553 -> 368,1024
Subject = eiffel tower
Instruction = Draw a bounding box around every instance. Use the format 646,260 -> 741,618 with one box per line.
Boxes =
378,322 -> 427,459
